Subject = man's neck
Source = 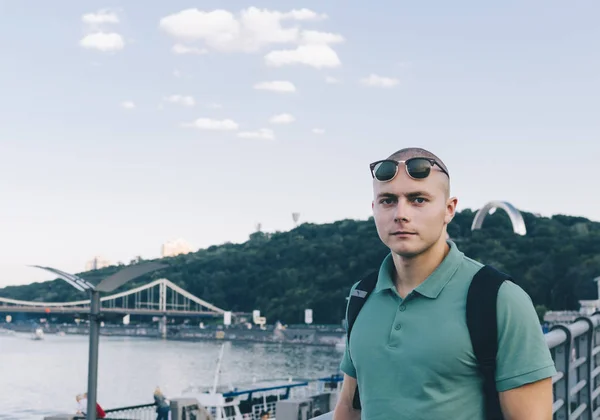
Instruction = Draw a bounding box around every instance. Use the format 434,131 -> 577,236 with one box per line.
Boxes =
392,238 -> 450,299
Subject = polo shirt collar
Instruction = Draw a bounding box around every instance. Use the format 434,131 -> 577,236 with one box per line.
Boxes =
373,240 -> 464,298
374,253 -> 396,294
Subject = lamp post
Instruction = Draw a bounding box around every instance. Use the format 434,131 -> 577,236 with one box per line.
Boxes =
32,262 -> 166,420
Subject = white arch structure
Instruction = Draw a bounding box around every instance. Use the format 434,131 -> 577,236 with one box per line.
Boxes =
0,278 -> 226,314
471,200 -> 527,236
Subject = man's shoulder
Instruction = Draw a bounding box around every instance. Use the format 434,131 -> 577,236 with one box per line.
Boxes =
449,253 -> 486,288
460,253 -> 530,305
460,254 -> 516,288
497,280 -> 535,309
460,254 -> 485,273
458,255 -> 539,329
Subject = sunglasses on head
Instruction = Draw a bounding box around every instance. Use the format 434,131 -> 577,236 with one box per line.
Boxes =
369,157 -> 450,182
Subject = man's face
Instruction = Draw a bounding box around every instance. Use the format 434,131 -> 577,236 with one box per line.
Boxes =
371,159 -> 456,258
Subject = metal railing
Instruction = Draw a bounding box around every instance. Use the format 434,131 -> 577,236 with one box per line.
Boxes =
312,313 -> 600,420
548,313 -> 600,420
75,403 -> 157,419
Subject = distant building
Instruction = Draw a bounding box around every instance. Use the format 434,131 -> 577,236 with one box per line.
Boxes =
85,256 -> 111,271
161,238 -> 194,258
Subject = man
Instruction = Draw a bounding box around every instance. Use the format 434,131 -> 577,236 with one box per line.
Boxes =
333,148 -> 556,420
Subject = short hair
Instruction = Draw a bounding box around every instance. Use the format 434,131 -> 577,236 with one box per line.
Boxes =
387,147 -> 451,196
387,147 -> 450,177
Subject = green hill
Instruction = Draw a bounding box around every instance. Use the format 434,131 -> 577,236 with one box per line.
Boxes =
1,208 -> 599,324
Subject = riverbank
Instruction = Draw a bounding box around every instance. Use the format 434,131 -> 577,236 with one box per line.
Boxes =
0,322 -> 347,347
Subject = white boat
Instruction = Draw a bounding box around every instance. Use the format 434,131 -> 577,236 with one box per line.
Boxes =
183,344 -> 342,419
31,327 -> 44,340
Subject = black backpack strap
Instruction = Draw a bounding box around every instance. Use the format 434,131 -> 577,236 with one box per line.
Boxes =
467,265 -> 512,420
346,270 -> 379,410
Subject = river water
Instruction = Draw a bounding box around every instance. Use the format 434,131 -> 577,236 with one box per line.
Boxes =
0,331 -> 344,420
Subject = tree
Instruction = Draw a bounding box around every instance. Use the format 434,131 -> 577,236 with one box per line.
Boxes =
2,209 -> 599,324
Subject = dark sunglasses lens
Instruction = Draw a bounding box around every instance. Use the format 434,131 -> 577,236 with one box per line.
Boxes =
406,158 -> 432,179
374,161 -> 397,181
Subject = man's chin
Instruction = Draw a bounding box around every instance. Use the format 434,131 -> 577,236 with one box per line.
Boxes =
389,244 -> 422,259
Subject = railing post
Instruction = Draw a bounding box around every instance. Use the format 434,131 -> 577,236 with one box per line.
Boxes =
575,316 -> 594,420
551,324 -> 572,420
590,312 -> 600,416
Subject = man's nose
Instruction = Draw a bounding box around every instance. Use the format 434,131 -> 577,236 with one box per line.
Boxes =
394,200 -> 411,222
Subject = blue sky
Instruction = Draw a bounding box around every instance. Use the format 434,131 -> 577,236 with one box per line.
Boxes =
0,0 -> 598,287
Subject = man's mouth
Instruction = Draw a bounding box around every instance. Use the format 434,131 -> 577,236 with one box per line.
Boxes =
391,231 -> 416,236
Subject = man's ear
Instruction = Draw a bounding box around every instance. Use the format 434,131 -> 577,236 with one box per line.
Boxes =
445,196 -> 458,225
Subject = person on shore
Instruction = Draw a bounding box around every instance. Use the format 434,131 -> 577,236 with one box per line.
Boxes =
75,392 -> 106,418
75,394 -> 87,417
154,387 -> 170,420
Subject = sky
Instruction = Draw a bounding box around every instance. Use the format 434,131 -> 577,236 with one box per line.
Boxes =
0,0 -> 598,287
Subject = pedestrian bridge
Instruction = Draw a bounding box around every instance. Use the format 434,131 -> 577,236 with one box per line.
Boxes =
313,313 -> 600,420
0,278 -> 231,318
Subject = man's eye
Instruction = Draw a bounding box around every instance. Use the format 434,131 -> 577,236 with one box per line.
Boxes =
413,197 -> 427,204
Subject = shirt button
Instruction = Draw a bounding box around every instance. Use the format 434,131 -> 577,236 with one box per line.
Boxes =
399,305 -> 406,312
395,324 -> 402,330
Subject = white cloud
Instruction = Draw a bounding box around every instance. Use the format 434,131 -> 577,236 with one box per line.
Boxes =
238,128 -> 275,140
185,118 -> 239,131
325,76 -> 340,84
159,7 -> 330,54
120,101 -> 135,110
360,74 -> 399,88
207,103 -> 223,109
172,44 -> 208,55
253,81 -> 296,93
165,95 -> 196,107
264,44 -> 340,69
80,32 -> 125,52
269,113 -> 295,124
82,10 -> 119,25
312,128 -> 325,135
281,9 -> 327,21
300,30 -> 344,45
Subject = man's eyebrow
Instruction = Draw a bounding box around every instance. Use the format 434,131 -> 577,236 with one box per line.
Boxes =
405,191 -> 433,198
376,192 -> 398,199
377,191 -> 432,199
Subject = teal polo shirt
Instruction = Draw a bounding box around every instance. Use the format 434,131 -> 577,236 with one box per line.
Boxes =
340,240 -> 556,420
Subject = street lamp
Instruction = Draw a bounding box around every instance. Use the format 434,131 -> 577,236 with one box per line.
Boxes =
31,262 -> 166,420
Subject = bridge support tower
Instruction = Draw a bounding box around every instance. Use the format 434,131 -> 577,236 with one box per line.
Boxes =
159,280 -> 167,339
